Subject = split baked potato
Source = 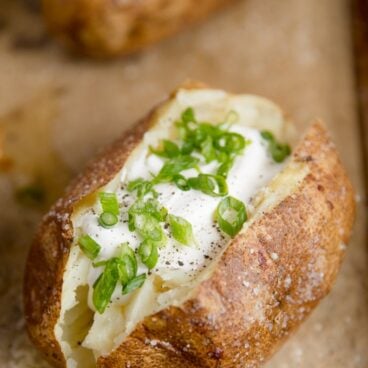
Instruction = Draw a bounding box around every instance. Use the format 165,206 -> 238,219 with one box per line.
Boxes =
24,84 -> 355,368
42,0 -> 234,58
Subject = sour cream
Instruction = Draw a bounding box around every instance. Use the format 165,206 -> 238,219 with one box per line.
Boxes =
75,125 -> 284,309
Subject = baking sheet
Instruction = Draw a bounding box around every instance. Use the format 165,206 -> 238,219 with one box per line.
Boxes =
0,0 -> 366,367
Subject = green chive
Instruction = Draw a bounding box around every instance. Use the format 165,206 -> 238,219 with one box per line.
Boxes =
93,259 -> 119,314
141,198 -> 168,222
269,142 -> 291,163
122,274 -> 147,295
117,243 -> 138,284
217,156 -> 235,178
138,240 -> 159,269
188,174 -> 228,197
173,174 -> 190,191
180,141 -> 194,155
119,243 -> 137,272
99,192 -> 119,215
92,260 -> 108,268
98,211 -> 118,228
128,199 -> 168,246
127,178 -> 155,198
200,135 -> 216,163
117,256 -> 137,285
78,235 -> 101,260
134,214 -> 168,246
168,214 -> 196,246
153,155 -> 199,183
150,140 -> 180,158
216,196 -> 247,237
181,107 -> 196,124
214,132 -> 246,153
260,130 -> 275,141
260,130 -> 291,163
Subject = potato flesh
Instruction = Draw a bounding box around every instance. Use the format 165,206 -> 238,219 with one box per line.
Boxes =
54,89 -> 295,367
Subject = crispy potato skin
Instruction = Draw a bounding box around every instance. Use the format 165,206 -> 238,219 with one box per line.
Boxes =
24,88 -> 355,368
42,0 -> 235,58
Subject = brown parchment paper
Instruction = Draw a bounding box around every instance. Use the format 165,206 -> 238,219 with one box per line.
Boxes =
0,0 -> 366,367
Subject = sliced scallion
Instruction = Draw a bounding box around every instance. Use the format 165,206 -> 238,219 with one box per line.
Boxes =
117,243 -> 137,284
98,211 -> 118,228
153,155 -> 199,183
260,130 -> 291,163
122,274 -> 147,295
78,234 -> 101,260
181,107 -> 196,124
217,156 -> 235,178
150,139 -> 180,158
173,174 -> 190,191
138,240 -> 159,269
269,142 -> 291,163
93,259 -> 119,314
188,174 -> 228,197
99,192 -> 119,215
168,214 -> 196,246
214,132 -> 246,153
216,196 -> 247,237
200,135 -> 216,163
127,178 -> 155,198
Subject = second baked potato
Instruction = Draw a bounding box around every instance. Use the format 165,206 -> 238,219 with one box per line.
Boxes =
42,0 -> 234,58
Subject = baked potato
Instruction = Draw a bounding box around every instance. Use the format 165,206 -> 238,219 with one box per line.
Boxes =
24,84 -> 355,368
42,0 -> 234,58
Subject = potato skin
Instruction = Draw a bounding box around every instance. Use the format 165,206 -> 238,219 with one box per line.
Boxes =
97,123 -> 355,368
24,87 -> 355,368
42,0 -> 234,58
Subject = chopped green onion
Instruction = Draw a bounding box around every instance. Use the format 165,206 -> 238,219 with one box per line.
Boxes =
138,240 -> 159,269
99,212 -> 118,228
216,196 -> 247,237
78,234 -> 101,260
99,192 -> 119,215
127,178 -> 156,198
92,260 -> 108,268
128,201 -> 167,246
181,107 -> 196,124
168,214 -> 196,246
217,156 -> 235,178
128,198 -> 168,228
134,214 -> 167,246
188,174 -> 228,197
214,132 -> 246,153
142,198 -> 168,222
192,123 -> 217,145
117,243 -> 137,284
216,151 -> 230,163
260,130 -> 291,163
260,130 -> 274,141
150,140 -> 180,158
153,155 -> 199,183
269,142 -> 291,163
119,242 -> 136,260
93,259 -> 119,313
200,135 -> 216,163
173,174 -> 190,191
117,256 -> 137,285
180,141 -> 194,155
122,274 -> 147,295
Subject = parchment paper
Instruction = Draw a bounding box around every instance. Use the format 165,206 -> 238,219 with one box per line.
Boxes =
0,0 -> 366,367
